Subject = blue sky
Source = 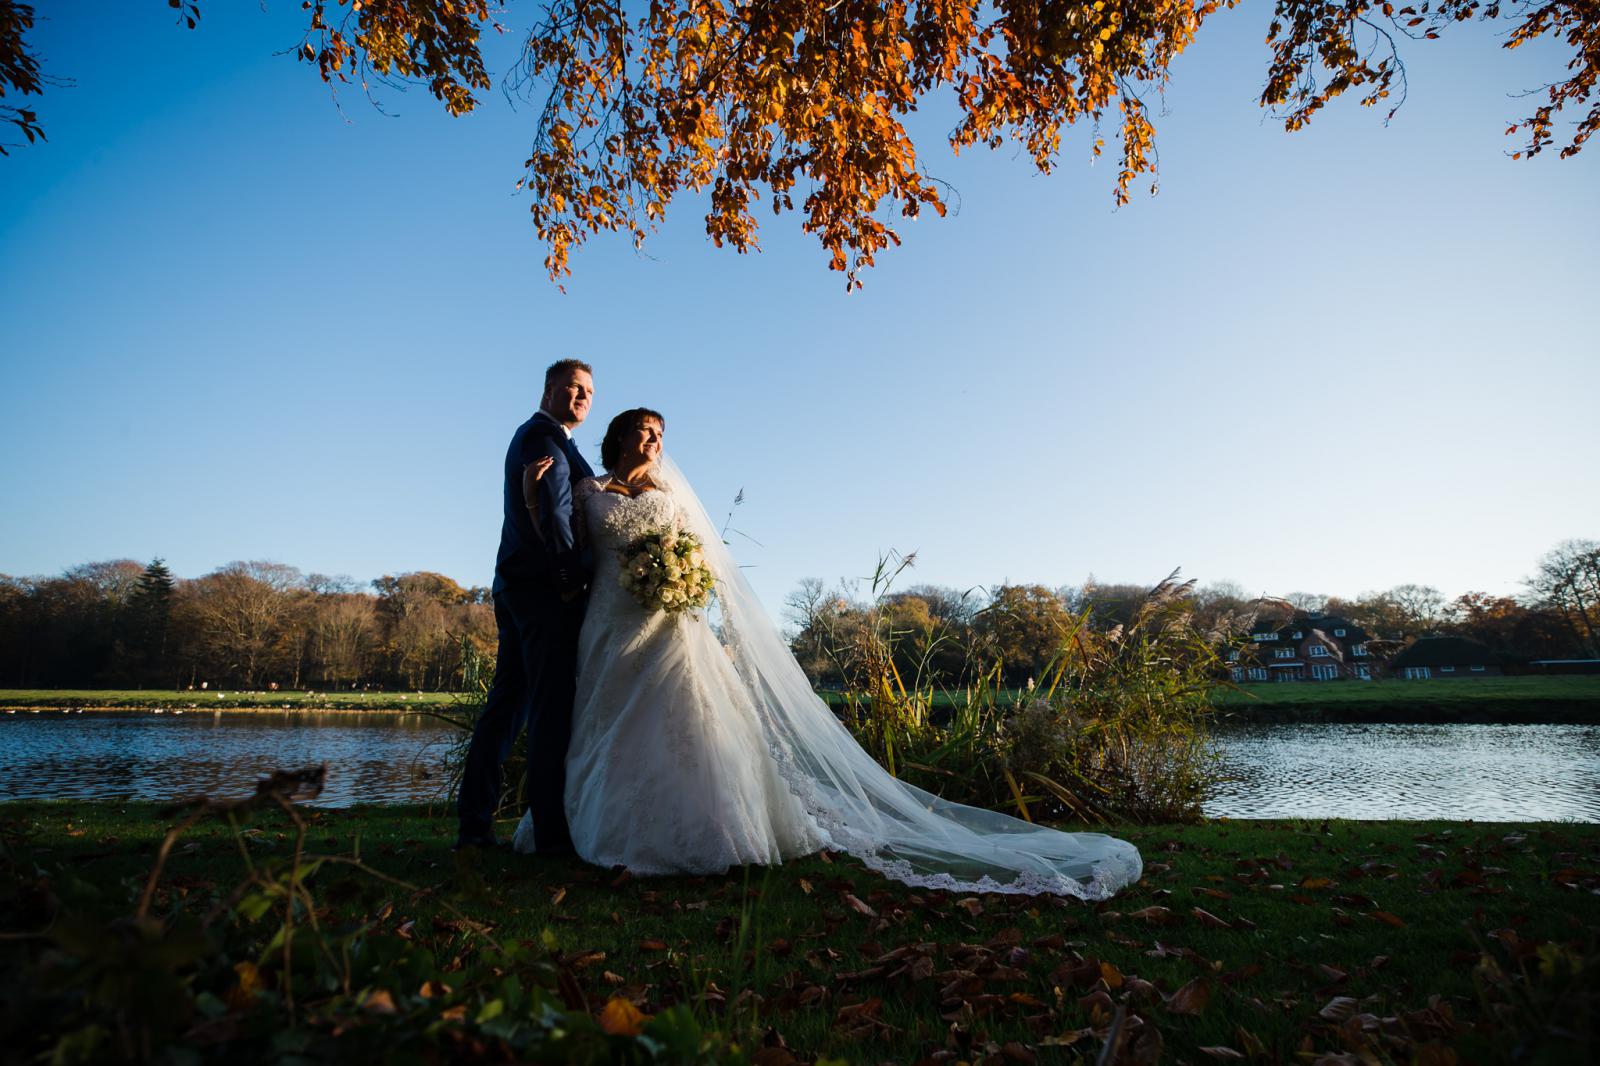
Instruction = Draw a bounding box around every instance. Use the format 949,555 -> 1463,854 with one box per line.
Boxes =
2,3 -> 1595,618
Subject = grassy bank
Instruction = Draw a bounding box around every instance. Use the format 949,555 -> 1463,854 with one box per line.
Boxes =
10,676 -> 1600,720
0,688 -> 464,712
1213,676 -> 1600,722
3,800 -> 1594,1063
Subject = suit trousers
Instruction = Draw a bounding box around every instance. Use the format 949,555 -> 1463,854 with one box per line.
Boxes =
457,586 -> 585,848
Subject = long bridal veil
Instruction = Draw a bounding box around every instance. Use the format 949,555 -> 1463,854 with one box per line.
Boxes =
654,454 -> 1142,900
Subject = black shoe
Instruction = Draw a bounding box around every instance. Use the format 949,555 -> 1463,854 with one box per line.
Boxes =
452,830 -> 501,851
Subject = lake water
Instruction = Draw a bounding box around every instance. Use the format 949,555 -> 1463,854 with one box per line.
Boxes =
2,711 -> 1597,821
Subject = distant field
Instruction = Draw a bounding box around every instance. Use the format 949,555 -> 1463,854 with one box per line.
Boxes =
0,689 -> 464,711
1212,674 -> 1600,707
6,675 -> 1598,716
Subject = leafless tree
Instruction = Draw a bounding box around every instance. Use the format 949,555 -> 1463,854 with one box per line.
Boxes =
1529,539 -> 1600,655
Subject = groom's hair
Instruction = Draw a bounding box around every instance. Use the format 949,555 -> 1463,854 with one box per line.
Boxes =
544,358 -> 593,391
601,408 -> 666,470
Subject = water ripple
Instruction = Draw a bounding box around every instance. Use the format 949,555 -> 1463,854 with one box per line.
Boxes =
1208,722 -> 1600,821
3,713 -> 1597,821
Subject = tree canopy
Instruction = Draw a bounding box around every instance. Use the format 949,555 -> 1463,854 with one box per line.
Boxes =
3,0 -> 1594,285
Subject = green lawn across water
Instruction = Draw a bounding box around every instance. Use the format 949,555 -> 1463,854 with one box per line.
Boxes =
7,676 -> 1598,716
3,801 -> 1595,1063
0,688 -> 464,711
1212,675 -> 1600,714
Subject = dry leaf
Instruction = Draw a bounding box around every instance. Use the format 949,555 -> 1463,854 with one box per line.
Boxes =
1318,996 -> 1359,1021
1166,976 -> 1211,1015
598,996 -> 651,1036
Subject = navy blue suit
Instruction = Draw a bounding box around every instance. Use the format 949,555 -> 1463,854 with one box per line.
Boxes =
458,411 -> 595,848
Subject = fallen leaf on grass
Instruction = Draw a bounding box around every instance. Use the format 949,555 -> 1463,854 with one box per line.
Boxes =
1198,1048 -> 1246,1061
1235,1026 -> 1268,1058
1318,996 -> 1359,1021
843,893 -> 877,918
638,938 -> 669,951
1128,905 -> 1177,925
1001,1040 -> 1037,1064
550,886 -> 567,907
1191,907 -> 1233,929
361,989 -> 397,1014
598,997 -> 651,1036
1166,976 -> 1211,1015
956,897 -> 983,917
1369,910 -> 1407,929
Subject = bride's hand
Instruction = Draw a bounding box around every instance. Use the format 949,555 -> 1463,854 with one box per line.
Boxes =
523,455 -> 555,484
522,456 -> 556,537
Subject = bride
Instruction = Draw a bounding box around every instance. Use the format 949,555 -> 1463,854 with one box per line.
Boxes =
513,408 -> 1142,900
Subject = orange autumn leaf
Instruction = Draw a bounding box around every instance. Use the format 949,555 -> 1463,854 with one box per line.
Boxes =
598,997 -> 652,1036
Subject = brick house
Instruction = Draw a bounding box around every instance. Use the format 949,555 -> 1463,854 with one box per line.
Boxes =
1228,616 -> 1377,683
1388,636 -> 1502,679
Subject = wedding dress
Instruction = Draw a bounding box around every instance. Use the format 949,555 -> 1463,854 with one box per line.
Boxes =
514,456 -> 1143,900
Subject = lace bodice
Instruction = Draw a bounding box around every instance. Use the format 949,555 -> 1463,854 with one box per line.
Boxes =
576,477 -> 679,554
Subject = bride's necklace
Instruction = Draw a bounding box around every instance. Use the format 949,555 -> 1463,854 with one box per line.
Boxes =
606,471 -> 654,497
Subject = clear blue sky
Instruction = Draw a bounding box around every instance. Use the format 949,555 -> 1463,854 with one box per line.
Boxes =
2,3 -> 1595,618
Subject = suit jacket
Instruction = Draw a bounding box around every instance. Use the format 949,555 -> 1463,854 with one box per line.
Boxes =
493,411 -> 596,598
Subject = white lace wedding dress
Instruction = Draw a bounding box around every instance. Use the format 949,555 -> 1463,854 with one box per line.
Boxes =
514,457 -> 1143,900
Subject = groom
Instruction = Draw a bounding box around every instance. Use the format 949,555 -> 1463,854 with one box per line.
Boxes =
457,358 -> 595,852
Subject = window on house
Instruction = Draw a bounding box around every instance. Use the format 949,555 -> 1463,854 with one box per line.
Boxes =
1247,667 -> 1268,681
1440,665 -> 1455,673
1334,628 -> 1346,637
1253,632 -> 1278,641
1402,666 -> 1431,680
1274,648 -> 1295,659
1292,630 -> 1303,639
1230,667 -> 1244,681
1311,664 -> 1339,680
1228,651 -> 1240,662
1351,644 -> 1367,657
1471,664 -> 1486,672
1309,645 -> 1329,658
1354,664 -> 1371,679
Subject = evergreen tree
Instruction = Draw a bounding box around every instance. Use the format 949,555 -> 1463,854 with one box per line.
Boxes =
129,557 -> 175,684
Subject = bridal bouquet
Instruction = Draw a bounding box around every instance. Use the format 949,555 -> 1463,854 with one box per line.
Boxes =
618,525 -> 715,614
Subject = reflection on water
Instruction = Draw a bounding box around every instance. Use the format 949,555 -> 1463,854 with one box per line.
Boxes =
0,711 -> 457,807
1208,722 -> 1600,821
3,713 -> 1598,821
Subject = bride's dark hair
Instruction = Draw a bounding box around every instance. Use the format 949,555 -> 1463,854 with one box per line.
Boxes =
600,407 -> 665,470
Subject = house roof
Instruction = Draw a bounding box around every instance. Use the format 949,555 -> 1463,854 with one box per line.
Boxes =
1243,616 -> 1370,644
1390,636 -> 1495,668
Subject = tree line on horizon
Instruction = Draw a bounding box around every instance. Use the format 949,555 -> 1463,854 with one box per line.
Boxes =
0,538 -> 1594,693
0,560 -> 495,692
784,540 -> 1600,690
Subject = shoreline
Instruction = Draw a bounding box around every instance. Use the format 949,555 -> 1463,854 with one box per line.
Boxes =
1213,699 -> 1600,724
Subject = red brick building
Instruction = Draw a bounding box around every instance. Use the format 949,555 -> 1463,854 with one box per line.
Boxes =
1229,616 -> 1377,683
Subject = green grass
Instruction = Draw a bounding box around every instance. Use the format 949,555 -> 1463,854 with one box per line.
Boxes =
0,688 -> 465,711
11,675 -> 1599,717
5,801 -> 1595,1062
1214,675 -> 1600,709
